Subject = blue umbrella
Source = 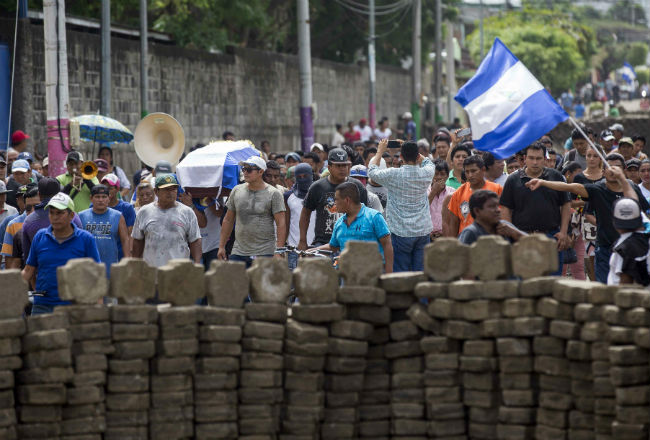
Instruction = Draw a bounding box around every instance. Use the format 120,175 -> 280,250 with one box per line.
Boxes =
71,114 -> 133,145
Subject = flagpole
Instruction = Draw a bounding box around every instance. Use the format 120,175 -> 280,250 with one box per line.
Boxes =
567,116 -> 611,169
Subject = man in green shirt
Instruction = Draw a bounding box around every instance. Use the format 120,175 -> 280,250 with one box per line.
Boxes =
56,151 -> 99,212
445,144 -> 471,190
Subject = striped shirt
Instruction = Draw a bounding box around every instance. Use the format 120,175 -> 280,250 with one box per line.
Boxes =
368,158 -> 435,237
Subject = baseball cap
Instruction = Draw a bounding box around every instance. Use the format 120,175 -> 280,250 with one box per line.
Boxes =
38,177 -> 61,198
17,152 -> 33,163
155,160 -> 173,174
350,165 -> 368,178
612,198 -> 642,230
238,156 -> 267,171
328,148 -> 351,164
359,118 -> 367,125
94,158 -> 109,172
155,173 -> 180,189
12,159 -> 30,173
45,192 -> 75,211
91,184 -> 110,196
285,152 -> 301,163
403,111 -> 413,119
17,182 -> 37,198
0,155 -> 6,165
619,137 -> 634,146
42,157 -> 49,167
11,130 -> 29,145
609,123 -> 624,132
600,130 -> 615,141
310,143 -> 325,152
0,181 -> 7,194
101,173 -> 120,187
286,166 -> 296,179
626,159 -> 641,170
66,151 -> 83,163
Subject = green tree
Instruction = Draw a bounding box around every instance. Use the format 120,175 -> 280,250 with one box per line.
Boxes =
466,10 -> 591,95
636,66 -> 650,85
607,0 -> 647,28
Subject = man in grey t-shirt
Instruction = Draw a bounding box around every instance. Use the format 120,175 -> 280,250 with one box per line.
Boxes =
132,174 -> 202,267
218,156 -> 286,267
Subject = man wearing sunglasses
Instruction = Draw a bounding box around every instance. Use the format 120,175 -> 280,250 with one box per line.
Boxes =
217,156 -> 286,266
2,184 -> 40,269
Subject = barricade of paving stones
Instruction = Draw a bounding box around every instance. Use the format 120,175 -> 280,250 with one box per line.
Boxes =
0,237 -> 649,439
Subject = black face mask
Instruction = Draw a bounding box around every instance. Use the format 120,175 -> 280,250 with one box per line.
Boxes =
293,164 -> 314,198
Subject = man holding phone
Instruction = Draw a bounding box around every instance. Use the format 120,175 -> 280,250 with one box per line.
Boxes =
368,139 -> 435,272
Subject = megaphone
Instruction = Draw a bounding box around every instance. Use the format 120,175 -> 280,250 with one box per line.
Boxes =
134,113 -> 185,168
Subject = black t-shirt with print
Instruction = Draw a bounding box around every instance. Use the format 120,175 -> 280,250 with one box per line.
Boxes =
303,176 -> 368,245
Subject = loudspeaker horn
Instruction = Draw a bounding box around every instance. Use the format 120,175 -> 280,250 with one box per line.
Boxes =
134,113 -> 185,168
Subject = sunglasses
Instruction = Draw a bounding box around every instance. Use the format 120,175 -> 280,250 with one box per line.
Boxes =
242,166 -> 260,173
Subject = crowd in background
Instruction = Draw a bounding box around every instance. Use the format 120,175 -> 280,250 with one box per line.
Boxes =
2,114 -> 650,315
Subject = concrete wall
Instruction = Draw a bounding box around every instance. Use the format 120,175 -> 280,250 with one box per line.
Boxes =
0,236 -> 649,439
1,18 -> 412,177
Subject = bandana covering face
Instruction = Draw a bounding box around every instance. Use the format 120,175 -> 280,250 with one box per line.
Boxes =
293,163 -> 313,198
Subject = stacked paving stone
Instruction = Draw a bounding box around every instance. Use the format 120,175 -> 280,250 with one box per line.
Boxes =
0,271 -> 29,440
150,307 -> 198,439
239,258 -> 291,439
382,272 -> 427,439
105,305 -> 158,439
283,258 -> 341,439
609,288 -> 650,440
17,313 -> 72,439
58,305 -> 111,440
196,261 -> 248,440
336,242 -> 385,439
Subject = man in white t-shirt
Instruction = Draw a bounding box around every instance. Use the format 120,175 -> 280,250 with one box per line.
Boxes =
374,117 -> 392,140
354,118 -> 373,142
132,174 -> 202,267
285,163 -> 315,269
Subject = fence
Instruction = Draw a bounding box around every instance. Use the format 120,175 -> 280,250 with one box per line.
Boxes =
0,235 -> 648,439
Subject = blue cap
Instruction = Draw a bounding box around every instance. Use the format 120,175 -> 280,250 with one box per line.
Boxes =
17,152 -> 33,162
285,152 -> 301,163
12,159 -> 30,173
350,165 -> 368,178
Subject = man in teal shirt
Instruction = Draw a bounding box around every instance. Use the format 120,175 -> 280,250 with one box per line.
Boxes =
316,182 -> 393,273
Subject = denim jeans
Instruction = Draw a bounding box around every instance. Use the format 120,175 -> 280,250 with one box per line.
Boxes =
31,303 -> 56,315
390,233 -> 430,272
594,246 -> 611,284
287,251 -> 299,270
229,254 -> 272,268
202,248 -> 220,271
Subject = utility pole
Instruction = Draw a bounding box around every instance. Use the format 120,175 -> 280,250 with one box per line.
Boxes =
412,0 -> 422,138
140,0 -> 148,118
44,0 -> 71,177
446,21 -> 456,123
297,0 -> 314,151
434,0 -> 442,123
479,0 -> 485,61
368,0 -> 376,129
101,0 -> 111,116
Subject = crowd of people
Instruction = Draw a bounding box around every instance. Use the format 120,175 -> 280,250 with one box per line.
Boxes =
1,118 -> 650,315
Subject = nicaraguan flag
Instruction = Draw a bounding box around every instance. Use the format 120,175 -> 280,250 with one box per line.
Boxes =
455,38 -> 568,159
622,62 -> 636,84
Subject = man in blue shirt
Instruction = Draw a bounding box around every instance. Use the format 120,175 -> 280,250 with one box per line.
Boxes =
316,182 -> 393,273
101,173 -> 136,258
22,193 -> 100,315
80,185 -> 130,277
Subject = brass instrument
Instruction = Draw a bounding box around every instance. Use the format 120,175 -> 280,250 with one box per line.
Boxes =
80,161 -> 98,180
134,113 -> 185,168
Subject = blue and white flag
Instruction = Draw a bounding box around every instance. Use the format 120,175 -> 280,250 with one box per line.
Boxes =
621,62 -> 636,84
454,38 -> 568,159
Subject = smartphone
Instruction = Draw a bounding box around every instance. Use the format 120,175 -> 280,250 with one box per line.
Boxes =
387,140 -> 401,149
457,127 -> 471,138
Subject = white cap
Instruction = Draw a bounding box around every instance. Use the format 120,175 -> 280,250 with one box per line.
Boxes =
402,111 -> 413,119
310,143 -> 325,152
239,156 -> 267,171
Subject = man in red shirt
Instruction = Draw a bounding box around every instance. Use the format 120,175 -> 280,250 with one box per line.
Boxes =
447,155 -> 503,236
